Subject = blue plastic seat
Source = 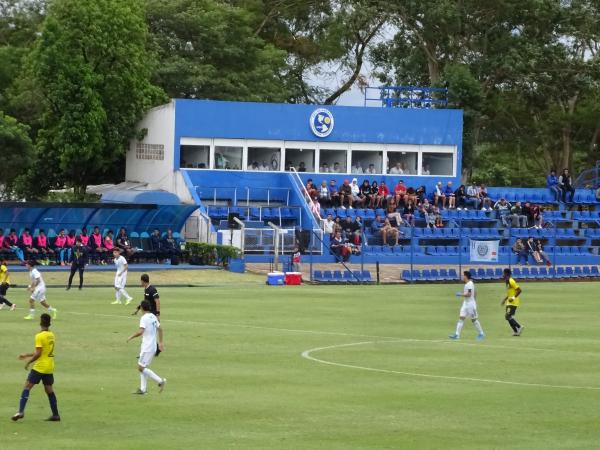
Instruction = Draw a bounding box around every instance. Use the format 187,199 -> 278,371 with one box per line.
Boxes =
538,267 -> 548,278
322,270 -> 333,282
476,268 -> 486,279
512,268 -> 522,277
430,269 -> 441,281
529,267 -> 540,279
591,266 -> 600,277
485,268 -> 495,279
361,270 -> 372,282
494,268 -> 503,278
313,270 -> 323,281
333,270 -> 344,281
556,267 -> 566,278
521,267 -> 531,279
343,271 -> 353,282
574,267 -> 583,277
402,269 -> 412,281
448,269 -> 459,280
439,269 -> 449,280
582,266 -> 591,276
422,269 -> 432,281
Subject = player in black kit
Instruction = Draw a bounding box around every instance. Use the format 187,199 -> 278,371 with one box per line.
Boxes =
66,237 -> 88,290
131,274 -> 160,318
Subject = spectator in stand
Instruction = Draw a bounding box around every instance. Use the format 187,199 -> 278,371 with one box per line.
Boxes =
522,202 -> 532,228
466,182 -> 481,209
420,199 -> 435,228
54,229 -> 68,266
381,218 -> 400,246
403,201 -> 416,227
116,227 -> 135,259
305,179 -> 318,201
350,178 -> 364,208
149,229 -> 163,263
365,164 -> 376,175
478,184 -> 493,210
19,228 -> 38,261
415,185 -> 426,205
310,198 -> 321,216
535,239 -> 552,266
510,202 -> 528,227
353,217 -> 364,245
433,182 -> 445,208
512,238 -> 528,264
526,237 -> 539,263
444,181 -> 456,208
341,217 -> 357,241
401,162 -> 411,174
339,179 -> 353,209
78,227 -> 90,247
328,179 -> 340,208
323,214 -> 335,236
35,230 -> 53,265
393,180 -> 407,206
376,181 -> 389,208
422,163 -> 431,175
368,181 -> 379,208
547,169 -> 561,202
386,197 -> 404,228
318,180 -> 330,208
405,185 -> 417,205
433,206 -> 444,228
247,161 -> 259,171
389,162 -> 404,174
332,162 -> 341,173
162,229 -> 181,263
596,184 -> 600,201
494,198 -> 512,227
351,162 -> 363,174
454,185 -> 467,209
370,214 -> 384,236
333,217 -> 343,236
319,162 -> 330,173
65,230 -> 76,263
297,162 -> 307,172
530,204 -> 543,229
89,226 -> 107,264
558,168 -> 575,203
330,230 -> 349,262
359,180 -> 372,207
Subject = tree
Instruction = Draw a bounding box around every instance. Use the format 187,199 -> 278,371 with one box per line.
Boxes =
25,0 -> 165,200
0,111 -> 33,198
147,0 -> 289,102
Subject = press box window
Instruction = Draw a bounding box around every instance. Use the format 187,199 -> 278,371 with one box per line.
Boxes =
319,149 -> 347,173
247,147 -> 281,171
422,152 -> 453,176
180,145 -> 209,169
215,146 -> 243,170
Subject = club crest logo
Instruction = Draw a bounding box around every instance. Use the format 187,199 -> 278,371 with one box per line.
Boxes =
477,243 -> 490,257
309,108 -> 334,138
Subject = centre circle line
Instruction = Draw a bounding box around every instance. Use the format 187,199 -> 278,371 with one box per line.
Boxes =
301,340 -> 600,391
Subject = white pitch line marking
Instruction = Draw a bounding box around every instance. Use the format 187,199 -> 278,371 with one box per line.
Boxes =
301,340 -> 600,391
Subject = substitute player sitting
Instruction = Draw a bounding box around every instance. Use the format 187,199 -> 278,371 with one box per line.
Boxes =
449,270 -> 485,340
12,313 -> 60,422
501,268 -> 524,336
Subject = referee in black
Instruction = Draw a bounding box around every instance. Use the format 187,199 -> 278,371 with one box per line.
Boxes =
131,274 -> 160,318
66,237 -> 88,290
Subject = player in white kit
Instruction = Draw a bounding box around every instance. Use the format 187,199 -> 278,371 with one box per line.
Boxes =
24,260 -> 57,320
127,300 -> 166,394
111,248 -> 133,305
449,271 -> 485,340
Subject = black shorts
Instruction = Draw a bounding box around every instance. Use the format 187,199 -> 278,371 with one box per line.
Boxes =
27,369 -> 54,386
0,282 -> 8,296
505,305 -> 518,317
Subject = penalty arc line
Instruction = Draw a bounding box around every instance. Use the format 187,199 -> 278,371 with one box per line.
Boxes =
301,341 -> 600,391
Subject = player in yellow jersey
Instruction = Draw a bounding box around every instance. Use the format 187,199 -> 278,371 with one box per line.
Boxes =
501,268 -> 524,336
12,313 -> 60,422
0,260 -> 16,311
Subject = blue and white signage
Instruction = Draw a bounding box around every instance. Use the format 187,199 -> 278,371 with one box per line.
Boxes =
309,108 -> 334,138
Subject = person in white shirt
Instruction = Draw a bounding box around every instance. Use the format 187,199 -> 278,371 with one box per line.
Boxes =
112,248 -> 133,305
24,260 -> 57,320
389,162 -> 404,174
127,300 -> 166,394
449,271 -> 485,340
350,178 -> 363,206
319,163 -> 330,173
351,163 -> 363,174
422,164 -> 431,175
332,162 -> 341,173
323,214 -> 335,235
366,164 -> 377,174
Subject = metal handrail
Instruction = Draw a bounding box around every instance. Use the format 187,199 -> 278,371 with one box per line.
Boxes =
289,168 -> 322,227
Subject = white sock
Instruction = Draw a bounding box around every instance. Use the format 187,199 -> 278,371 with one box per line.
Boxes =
473,320 -> 484,335
142,368 -> 162,384
115,290 -> 122,302
140,372 -> 147,392
455,319 -> 464,337
120,289 -> 131,300
47,306 -> 55,312
29,308 -> 35,316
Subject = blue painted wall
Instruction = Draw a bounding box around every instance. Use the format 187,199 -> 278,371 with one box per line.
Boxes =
173,99 -> 463,172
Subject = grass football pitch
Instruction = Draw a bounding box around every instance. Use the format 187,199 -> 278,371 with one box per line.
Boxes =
1,270 -> 600,450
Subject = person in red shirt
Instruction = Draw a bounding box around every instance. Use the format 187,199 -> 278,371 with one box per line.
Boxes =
393,180 -> 407,206
291,246 -> 301,272
375,181 -> 389,208
339,180 -> 353,209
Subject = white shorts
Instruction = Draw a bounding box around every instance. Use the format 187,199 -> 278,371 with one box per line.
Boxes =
459,302 -> 478,319
114,274 -> 127,289
138,351 -> 154,368
31,286 -> 46,302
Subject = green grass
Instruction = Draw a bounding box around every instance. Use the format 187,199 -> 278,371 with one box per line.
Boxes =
1,273 -> 600,450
